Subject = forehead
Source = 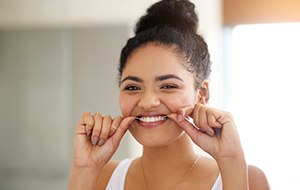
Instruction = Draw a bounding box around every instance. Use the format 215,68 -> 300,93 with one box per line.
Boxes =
122,44 -> 189,79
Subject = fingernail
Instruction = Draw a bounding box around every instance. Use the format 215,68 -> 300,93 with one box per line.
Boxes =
92,136 -> 99,145
98,139 -> 105,146
177,114 -> 184,122
86,129 -> 92,136
207,131 -> 214,137
178,109 -> 184,116
199,128 -> 206,132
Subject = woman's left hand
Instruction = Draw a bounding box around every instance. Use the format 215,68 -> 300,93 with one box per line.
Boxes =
168,103 -> 244,162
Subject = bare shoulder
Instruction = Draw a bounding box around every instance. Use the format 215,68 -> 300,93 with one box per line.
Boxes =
248,165 -> 271,190
97,160 -> 120,189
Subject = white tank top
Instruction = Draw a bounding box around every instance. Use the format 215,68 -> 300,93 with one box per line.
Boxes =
106,158 -> 222,190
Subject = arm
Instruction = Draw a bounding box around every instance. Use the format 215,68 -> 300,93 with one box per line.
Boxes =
68,160 -> 119,190
217,155 -> 249,190
68,164 -> 102,190
248,165 -> 271,190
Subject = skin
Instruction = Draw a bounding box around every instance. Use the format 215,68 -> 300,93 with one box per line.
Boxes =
68,43 -> 270,190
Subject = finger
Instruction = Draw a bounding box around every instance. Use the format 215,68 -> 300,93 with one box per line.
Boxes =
175,106 -> 194,123
207,109 -> 223,128
75,114 -> 94,146
168,113 -> 209,143
109,116 -> 123,136
74,122 -> 92,149
111,117 -> 135,148
98,115 -> 112,146
178,105 -> 194,117
197,106 -> 215,136
91,113 -> 102,145
192,104 -> 201,129
82,112 -> 94,136
76,118 -> 87,135
167,113 -> 178,121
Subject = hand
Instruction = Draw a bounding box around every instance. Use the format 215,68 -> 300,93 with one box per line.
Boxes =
169,104 -> 244,162
72,112 -> 135,169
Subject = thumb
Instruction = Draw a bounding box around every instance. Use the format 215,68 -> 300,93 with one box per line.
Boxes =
111,116 -> 135,148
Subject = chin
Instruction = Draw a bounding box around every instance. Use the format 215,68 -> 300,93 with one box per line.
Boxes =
129,129 -> 185,148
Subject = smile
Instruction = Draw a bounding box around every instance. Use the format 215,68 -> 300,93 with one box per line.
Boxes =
136,115 -> 168,123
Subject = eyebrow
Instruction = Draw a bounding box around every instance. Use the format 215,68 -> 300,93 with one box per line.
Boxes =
121,76 -> 144,84
155,74 -> 183,82
121,74 -> 183,84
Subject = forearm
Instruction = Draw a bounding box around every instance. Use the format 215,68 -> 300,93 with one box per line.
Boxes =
68,163 -> 102,190
217,155 -> 249,190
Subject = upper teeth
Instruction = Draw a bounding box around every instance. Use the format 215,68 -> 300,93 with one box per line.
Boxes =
138,116 -> 167,122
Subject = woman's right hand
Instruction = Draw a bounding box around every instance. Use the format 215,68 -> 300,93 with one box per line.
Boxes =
72,112 -> 135,169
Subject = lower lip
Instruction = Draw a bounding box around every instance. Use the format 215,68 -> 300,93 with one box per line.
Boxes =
136,119 -> 168,128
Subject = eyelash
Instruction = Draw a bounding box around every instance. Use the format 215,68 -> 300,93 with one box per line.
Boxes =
123,84 -> 178,92
160,84 -> 178,89
123,85 -> 141,91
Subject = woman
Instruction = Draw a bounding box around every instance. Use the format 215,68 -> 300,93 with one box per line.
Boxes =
68,0 -> 270,189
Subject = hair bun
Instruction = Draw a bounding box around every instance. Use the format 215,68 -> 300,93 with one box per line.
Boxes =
135,0 -> 199,34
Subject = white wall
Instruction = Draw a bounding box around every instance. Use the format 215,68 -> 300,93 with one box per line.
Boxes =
0,0 -> 221,33
0,26 -> 131,190
0,0 -> 156,27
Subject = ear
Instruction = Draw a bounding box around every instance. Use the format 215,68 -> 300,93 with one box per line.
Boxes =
197,80 -> 210,104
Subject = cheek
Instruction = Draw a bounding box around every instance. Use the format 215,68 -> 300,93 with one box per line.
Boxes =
162,90 -> 198,113
119,94 -> 137,117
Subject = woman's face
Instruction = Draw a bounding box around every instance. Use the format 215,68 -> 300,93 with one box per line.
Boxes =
119,44 -> 200,147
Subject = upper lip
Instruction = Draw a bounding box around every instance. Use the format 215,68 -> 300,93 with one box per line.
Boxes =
135,112 -> 168,117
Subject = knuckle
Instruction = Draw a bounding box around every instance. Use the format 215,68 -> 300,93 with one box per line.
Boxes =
103,115 -> 112,120
83,111 -> 91,116
94,112 -> 102,118
224,111 -> 233,118
82,112 -> 94,125
195,102 -> 201,107
113,115 -> 123,121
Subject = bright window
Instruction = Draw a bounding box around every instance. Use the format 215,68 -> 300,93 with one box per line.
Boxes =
229,23 -> 300,190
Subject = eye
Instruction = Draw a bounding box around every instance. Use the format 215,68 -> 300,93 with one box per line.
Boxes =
124,85 -> 141,91
160,84 -> 178,89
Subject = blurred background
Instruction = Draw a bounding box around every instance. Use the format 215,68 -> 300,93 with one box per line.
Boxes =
0,0 -> 299,189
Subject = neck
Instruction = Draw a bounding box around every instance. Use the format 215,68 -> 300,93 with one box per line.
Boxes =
141,134 -> 198,170
140,134 -> 199,190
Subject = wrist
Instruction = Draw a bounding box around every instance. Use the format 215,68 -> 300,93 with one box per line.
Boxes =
68,163 -> 103,190
216,152 -> 246,165
217,155 -> 249,190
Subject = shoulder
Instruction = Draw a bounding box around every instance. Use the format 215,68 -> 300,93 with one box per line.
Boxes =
248,165 -> 271,190
97,160 -> 120,189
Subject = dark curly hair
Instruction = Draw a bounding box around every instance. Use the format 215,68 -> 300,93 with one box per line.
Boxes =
118,0 -> 212,89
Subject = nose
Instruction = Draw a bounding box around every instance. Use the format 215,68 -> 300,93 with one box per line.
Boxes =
137,90 -> 160,110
